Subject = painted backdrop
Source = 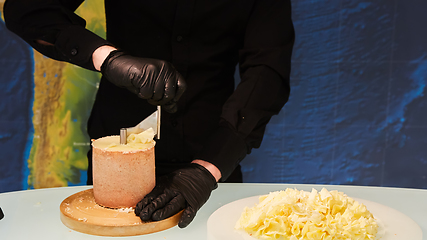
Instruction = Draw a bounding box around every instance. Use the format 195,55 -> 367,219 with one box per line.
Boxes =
1,0 -> 426,193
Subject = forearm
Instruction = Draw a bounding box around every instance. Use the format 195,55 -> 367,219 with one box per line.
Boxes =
4,0 -> 112,71
195,65 -> 290,181
195,0 -> 294,181
31,40 -> 116,72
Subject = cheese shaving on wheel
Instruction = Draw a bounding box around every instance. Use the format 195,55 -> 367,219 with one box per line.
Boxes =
235,188 -> 378,240
103,128 -> 155,150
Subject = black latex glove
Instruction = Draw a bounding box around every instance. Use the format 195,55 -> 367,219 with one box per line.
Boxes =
100,50 -> 186,113
135,163 -> 218,228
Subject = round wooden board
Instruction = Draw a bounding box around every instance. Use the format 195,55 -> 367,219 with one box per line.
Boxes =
60,189 -> 183,237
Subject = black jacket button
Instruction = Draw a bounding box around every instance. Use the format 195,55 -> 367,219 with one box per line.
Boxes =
71,48 -> 78,56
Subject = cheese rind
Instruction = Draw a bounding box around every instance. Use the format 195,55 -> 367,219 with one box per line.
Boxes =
92,133 -> 156,208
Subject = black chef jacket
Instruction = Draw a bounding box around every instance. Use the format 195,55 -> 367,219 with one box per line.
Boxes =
4,0 -> 294,182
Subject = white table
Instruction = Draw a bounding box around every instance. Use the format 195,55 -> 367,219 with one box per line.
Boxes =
0,183 -> 426,239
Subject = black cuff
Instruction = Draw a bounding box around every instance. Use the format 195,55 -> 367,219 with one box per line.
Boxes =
55,25 -> 113,71
195,123 -> 248,181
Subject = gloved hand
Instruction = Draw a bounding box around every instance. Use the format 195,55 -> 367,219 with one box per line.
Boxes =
100,50 -> 186,113
135,163 -> 218,228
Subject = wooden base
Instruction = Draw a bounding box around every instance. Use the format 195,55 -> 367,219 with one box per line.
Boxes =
60,189 -> 183,237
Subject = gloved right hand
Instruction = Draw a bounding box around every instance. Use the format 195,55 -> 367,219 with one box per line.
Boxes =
134,163 -> 217,228
100,50 -> 186,113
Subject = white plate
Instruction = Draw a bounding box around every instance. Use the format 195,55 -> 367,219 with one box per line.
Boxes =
207,195 -> 422,240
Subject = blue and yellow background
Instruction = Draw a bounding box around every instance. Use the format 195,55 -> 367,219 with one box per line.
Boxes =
1,0 -> 426,193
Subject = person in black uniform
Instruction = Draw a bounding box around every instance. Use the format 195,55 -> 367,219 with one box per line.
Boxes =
3,0 -> 294,228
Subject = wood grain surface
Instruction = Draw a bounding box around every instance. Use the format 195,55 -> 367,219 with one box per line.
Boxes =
60,189 -> 183,236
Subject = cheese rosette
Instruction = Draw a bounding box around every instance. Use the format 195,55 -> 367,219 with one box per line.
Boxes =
104,128 -> 155,150
235,188 -> 378,240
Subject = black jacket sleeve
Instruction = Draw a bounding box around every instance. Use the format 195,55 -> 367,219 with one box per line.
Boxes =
196,0 -> 295,180
3,0 -> 112,71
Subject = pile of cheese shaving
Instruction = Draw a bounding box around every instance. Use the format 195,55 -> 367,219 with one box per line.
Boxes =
235,188 -> 378,240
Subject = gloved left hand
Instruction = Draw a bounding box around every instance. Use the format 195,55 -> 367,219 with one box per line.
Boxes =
100,50 -> 186,113
134,163 -> 218,228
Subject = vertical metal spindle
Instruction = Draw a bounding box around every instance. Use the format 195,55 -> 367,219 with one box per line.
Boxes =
120,128 -> 127,144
